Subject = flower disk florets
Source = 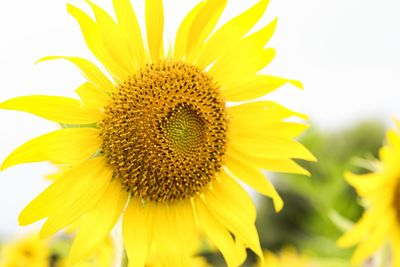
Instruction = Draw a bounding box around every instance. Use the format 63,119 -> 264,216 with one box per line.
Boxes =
100,60 -> 228,202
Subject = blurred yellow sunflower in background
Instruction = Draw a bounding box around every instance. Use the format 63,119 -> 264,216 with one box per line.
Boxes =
258,247 -> 314,267
0,0 -> 314,266
338,121 -> 400,266
0,235 -> 50,267
0,234 -> 114,267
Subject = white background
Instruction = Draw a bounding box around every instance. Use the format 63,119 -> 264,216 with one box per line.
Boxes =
0,0 -> 399,235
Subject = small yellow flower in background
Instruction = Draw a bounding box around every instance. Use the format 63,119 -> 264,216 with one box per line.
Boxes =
0,0 -> 314,266
338,121 -> 400,266
0,235 -> 50,267
258,247 -> 315,267
0,234 -> 114,267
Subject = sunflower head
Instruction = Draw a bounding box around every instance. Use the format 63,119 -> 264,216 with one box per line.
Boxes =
100,60 -> 227,202
0,235 -> 50,267
338,121 -> 400,266
259,247 -> 314,267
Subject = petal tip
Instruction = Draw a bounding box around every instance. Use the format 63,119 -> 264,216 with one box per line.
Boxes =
343,171 -> 356,183
0,157 -> 12,172
336,237 -> 347,248
66,3 -> 80,17
39,227 -> 52,239
18,211 -> 32,227
35,56 -> 57,65
308,153 -> 318,162
274,199 -> 284,212
0,100 -> 10,110
17,216 -> 25,226
290,80 -> 304,90
39,220 -> 57,239
299,168 -> 311,177
66,3 -> 75,11
68,250 -> 80,266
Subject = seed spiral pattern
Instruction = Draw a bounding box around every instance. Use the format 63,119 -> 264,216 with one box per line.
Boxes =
100,60 -> 228,202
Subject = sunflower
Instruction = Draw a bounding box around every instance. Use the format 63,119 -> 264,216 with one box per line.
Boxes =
257,247 -> 314,267
0,0 -> 314,266
337,122 -> 400,266
0,234 -> 114,267
0,235 -> 50,267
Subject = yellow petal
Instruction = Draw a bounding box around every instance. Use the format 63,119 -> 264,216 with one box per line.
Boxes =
123,197 -> 151,267
337,212 -> 376,248
268,122 -> 309,138
207,17 -> 281,88
223,75 -> 303,102
263,251 -> 279,266
75,82 -> 110,110
194,197 -> 240,267
1,128 -> 101,171
218,170 -> 256,222
45,166 -> 70,181
174,2 -> 205,60
225,152 -> 283,212
18,157 -> 109,226
228,101 -> 308,125
234,240 -> 248,267
229,111 -> 313,162
0,95 -> 102,124
40,158 -> 112,238
231,122 -> 309,141
67,4 -> 128,81
170,201 -> 196,255
186,0 -> 227,62
86,1 -> 137,73
203,183 -> 264,262
210,47 -> 276,89
70,180 -> 128,264
230,134 -> 316,162
387,129 -> 400,148
344,172 -> 387,197
38,56 -> 114,94
84,236 -> 115,267
19,175 -> 77,226
65,218 -> 82,234
112,0 -> 148,67
230,148 -> 310,176
259,158 -> 309,176
195,0 -> 270,68
153,202 -> 191,266
146,0 -> 164,62
351,211 -> 395,266
244,17 -> 277,49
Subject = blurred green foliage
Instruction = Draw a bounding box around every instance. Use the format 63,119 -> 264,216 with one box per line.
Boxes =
256,120 -> 386,264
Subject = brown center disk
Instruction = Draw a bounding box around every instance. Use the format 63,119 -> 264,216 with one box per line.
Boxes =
100,60 -> 228,202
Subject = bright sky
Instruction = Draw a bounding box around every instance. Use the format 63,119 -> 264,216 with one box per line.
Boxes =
0,0 -> 399,235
